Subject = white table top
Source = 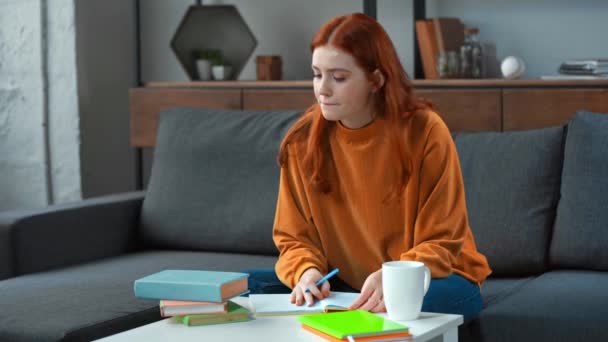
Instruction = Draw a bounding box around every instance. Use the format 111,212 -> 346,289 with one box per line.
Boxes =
95,297 -> 463,342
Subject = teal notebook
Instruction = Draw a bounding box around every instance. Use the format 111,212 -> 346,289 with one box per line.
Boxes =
297,310 -> 409,339
173,301 -> 252,326
133,270 -> 249,302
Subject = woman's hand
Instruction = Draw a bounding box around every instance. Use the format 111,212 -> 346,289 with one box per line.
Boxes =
290,268 -> 331,306
349,269 -> 386,313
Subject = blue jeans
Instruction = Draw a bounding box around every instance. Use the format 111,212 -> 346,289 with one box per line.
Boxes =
242,268 -> 484,321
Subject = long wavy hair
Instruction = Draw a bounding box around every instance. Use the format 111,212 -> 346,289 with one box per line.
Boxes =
278,13 -> 432,200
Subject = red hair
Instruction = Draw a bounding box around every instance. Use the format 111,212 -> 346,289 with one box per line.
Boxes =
278,13 -> 432,200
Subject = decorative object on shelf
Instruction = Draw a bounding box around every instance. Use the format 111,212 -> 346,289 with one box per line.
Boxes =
437,51 -> 460,79
559,59 -> 608,76
193,49 -> 222,81
541,59 -> 608,80
196,59 -> 212,80
195,50 -> 232,81
415,19 -> 439,79
212,65 -> 232,81
501,56 -> 526,79
436,52 -> 448,78
256,55 -> 282,80
432,17 -> 465,57
415,17 -> 464,79
460,27 -> 484,79
170,4 -> 257,80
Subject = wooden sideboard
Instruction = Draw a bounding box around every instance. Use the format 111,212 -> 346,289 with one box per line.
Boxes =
130,80 -> 608,186
130,79 -> 608,147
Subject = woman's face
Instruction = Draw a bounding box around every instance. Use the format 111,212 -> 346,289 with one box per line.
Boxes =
312,45 -> 377,129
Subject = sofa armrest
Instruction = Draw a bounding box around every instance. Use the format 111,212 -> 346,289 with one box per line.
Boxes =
0,191 -> 145,280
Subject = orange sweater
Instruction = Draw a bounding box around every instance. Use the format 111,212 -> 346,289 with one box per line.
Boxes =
273,110 -> 492,290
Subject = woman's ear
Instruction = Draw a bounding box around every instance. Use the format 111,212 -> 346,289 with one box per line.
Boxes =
372,69 -> 385,91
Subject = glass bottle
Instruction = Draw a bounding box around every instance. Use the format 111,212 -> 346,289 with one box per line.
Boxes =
460,28 -> 473,78
469,28 -> 484,78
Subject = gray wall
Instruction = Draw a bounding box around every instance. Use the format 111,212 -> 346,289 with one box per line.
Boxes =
141,0 -> 608,81
75,0 -> 137,198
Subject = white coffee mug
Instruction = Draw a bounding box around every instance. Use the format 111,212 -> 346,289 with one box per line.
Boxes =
382,260 -> 431,321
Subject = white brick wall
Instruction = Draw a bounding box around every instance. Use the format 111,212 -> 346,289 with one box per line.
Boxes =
0,0 -> 50,210
0,0 -> 81,211
47,0 -> 81,204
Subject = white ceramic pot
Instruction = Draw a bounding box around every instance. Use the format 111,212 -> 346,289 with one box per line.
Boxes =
196,59 -> 212,81
212,65 -> 232,80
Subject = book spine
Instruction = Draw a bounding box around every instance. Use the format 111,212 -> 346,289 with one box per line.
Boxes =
134,281 -> 222,302
415,20 -> 438,79
431,18 -> 446,53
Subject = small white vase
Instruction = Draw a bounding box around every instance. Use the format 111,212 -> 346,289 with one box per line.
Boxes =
212,65 -> 232,80
196,59 -> 212,81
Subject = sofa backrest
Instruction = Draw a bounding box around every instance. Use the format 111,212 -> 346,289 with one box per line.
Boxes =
550,111 -> 608,270
139,107 -> 301,255
453,126 -> 565,277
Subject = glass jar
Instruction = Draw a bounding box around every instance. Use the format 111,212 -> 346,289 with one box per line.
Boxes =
447,51 -> 460,78
437,51 -> 460,79
437,52 -> 449,78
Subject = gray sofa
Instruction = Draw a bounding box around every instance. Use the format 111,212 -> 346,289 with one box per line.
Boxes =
0,108 -> 606,342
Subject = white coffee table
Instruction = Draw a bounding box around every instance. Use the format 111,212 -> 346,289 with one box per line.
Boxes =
95,297 -> 463,342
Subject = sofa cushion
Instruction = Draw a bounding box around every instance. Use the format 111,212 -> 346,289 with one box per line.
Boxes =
453,126 -> 564,276
140,108 -> 301,255
480,276 -> 535,307
550,111 -> 608,270
0,250 -> 276,342
460,271 -> 608,342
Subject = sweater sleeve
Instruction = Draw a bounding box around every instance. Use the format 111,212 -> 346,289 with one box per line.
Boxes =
400,120 -> 468,278
273,151 -> 328,288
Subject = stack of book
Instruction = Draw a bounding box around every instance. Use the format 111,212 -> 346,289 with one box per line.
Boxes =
297,310 -> 412,341
133,269 -> 251,326
542,59 -> 608,80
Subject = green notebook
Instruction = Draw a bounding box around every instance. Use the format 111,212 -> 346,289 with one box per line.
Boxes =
173,301 -> 251,326
297,310 -> 409,339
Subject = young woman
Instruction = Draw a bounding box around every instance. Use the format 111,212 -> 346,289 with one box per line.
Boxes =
247,13 -> 491,321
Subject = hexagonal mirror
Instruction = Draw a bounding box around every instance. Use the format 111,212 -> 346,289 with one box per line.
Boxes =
170,5 -> 258,80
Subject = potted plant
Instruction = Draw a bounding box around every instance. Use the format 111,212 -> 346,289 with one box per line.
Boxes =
210,52 -> 232,81
193,49 -> 221,81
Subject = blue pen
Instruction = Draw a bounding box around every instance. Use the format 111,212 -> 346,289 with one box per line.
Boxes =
305,268 -> 339,293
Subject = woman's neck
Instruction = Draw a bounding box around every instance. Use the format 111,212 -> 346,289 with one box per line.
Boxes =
339,101 -> 377,129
